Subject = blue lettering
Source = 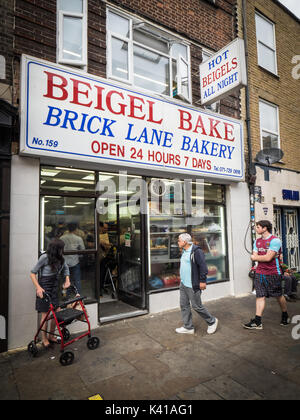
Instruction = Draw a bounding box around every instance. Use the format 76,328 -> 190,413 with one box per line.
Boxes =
125,123 -> 137,141
43,106 -> 62,127
190,139 -> 199,153
162,132 -> 173,148
61,109 -> 78,130
200,140 -> 210,155
150,129 -> 163,146
227,146 -> 235,160
181,136 -> 191,151
137,127 -> 148,143
218,144 -> 227,158
78,113 -> 89,132
87,116 -> 101,134
100,118 -> 116,137
210,142 -> 219,157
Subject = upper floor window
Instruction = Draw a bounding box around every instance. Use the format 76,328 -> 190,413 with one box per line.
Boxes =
107,9 -> 191,102
255,12 -> 277,75
259,99 -> 280,149
57,0 -> 87,67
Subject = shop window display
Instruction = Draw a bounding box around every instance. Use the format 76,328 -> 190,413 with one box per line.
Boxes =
148,180 -> 228,291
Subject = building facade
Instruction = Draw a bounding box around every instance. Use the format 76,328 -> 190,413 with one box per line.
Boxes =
0,0 -> 17,353
238,0 -> 300,269
3,0 -> 254,351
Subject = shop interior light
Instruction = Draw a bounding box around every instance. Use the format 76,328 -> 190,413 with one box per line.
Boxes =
63,205 -> 76,208
99,172 -> 139,179
45,196 -> 62,199
59,187 -> 83,191
55,167 -> 94,174
52,178 -> 94,184
75,201 -> 92,205
41,170 -> 60,177
99,175 -> 114,181
82,174 -> 95,180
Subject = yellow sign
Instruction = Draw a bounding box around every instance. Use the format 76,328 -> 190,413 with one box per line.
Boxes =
88,394 -> 103,400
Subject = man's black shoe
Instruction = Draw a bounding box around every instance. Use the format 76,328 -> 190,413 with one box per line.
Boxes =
280,315 -> 291,326
243,319 -> 263,330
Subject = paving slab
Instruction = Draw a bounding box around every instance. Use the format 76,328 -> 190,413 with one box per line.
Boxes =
1,293 -> 300,400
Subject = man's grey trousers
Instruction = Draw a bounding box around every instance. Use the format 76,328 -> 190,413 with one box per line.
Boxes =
180,283 -> 215,330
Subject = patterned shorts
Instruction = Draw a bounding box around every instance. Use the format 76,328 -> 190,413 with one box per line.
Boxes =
254,273 -> 283,298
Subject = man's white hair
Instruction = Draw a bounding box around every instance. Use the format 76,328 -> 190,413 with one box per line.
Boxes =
178,233 -> 193,244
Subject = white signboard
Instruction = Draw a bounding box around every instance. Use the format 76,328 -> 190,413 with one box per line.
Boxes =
200,38 -> 247,106
20,55 -> 244,181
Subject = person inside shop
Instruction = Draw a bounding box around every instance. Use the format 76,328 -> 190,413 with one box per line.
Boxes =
30,239 -> 70,348
282,264 -> 299,302
99,222 -> 113,296
175,233 -> 219,335
243,220 -> 290,330
61,223 -> 85,295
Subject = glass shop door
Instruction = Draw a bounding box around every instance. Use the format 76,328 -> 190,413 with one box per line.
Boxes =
117,200 -> 146,309
98,172 -> 147,320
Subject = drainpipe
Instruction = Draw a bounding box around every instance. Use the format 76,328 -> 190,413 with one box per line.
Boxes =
242,0 -> 256,244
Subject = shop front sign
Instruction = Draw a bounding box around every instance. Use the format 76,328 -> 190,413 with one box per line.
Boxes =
282,190 -> 300,201
20,55 -> 244,181
200,38 -> 247,106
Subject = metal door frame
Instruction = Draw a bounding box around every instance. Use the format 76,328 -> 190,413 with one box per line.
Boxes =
274,206 -> 300,271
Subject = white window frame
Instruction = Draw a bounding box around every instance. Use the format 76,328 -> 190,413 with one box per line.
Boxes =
259,99 -> 280,150
106,7 -> 192,102
57,0 -> 88,68
255,11 -> 278,76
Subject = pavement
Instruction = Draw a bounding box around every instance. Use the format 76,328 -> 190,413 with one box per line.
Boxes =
1,292 -> 300,401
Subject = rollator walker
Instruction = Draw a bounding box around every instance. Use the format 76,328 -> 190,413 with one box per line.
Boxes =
28,286 -> 100,366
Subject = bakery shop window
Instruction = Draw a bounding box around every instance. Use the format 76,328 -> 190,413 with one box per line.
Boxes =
148,179 -> 228,291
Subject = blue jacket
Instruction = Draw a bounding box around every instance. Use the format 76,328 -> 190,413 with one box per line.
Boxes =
190,244 -> 208,292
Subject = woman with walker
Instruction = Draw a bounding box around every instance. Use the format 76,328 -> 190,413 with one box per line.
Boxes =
30,239 -> 70,348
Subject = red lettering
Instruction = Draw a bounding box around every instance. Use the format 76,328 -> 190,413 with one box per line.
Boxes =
202,76 -> 208,88
91,140 -> 100,154
106,91 -> 126,115
128,95 -> 146,120
224,122 -> 235,142
232,57 -> 238,70
178,110 -> 192,131
147,100 -> 163,125
95,86 -> 105,111
44,71 -> 68,101
70,79 -> 92,108
193,115 -> 207,135
209,118 -> 222,139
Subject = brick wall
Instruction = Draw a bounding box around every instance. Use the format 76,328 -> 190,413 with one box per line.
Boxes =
13,0 -> 239,117
238,0 -> 300,172
0,0 -> 14,102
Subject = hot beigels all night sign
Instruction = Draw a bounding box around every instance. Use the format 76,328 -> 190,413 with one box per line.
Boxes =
20,55 -> 244,181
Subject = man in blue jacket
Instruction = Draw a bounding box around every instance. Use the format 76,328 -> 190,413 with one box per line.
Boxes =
176,233 -> 218,335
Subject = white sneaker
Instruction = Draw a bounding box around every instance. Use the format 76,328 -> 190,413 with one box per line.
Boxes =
207,318 -> 218,335
175,327 -> 195,334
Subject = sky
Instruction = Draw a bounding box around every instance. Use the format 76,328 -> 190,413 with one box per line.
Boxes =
278,0 -> 300,19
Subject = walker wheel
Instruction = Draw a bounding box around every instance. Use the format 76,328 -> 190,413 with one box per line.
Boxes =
87,337 -> 100,350
62,328 -> 70,341
60,351 -> 74,366
28,341 -> 38,357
